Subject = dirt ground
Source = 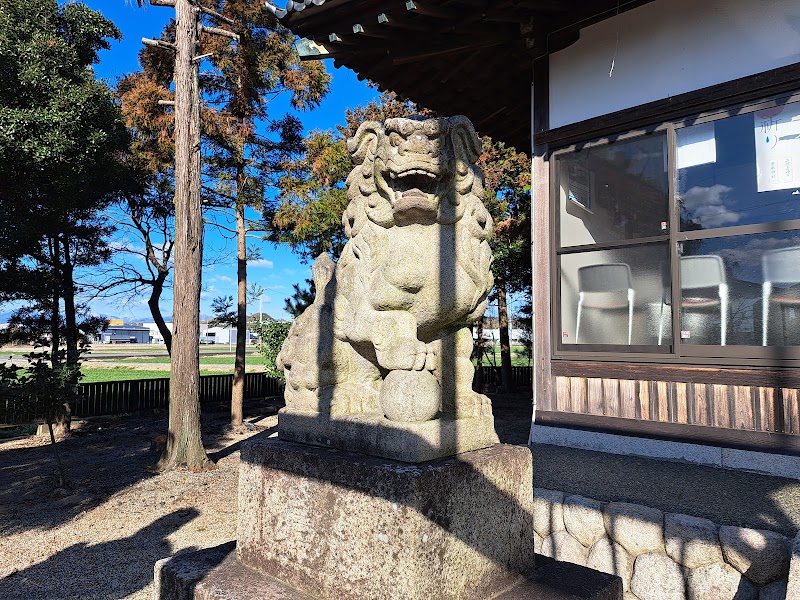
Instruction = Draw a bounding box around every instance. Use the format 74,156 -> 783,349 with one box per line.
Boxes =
0,395 -> 531,600
4,393 -> 795,600
0,405 -> 279,600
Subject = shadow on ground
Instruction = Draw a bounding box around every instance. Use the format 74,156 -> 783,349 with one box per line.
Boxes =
0,399 -> 280,536
1,509 -> 210,600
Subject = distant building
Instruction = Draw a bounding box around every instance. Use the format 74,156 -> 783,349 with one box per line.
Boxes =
140,322 -> 173,344
99,324 -> 151,344
200,323 -> 258,345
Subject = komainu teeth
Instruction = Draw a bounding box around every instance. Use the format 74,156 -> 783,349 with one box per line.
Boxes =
395,169 -> 436,178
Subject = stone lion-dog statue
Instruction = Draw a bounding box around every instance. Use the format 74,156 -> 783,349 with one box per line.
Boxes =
277,115 -> 496,447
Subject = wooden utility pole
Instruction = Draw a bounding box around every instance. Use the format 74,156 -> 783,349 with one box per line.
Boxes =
143,0 -> 237,471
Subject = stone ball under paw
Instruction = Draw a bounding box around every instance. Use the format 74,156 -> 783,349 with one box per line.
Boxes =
380,370 -> 440,422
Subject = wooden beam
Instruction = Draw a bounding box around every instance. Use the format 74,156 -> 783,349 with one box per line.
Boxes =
531,55 -> 552,422
390,38 -> 504,65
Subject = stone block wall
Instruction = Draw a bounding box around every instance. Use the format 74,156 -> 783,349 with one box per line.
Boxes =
534,488 -> 799,600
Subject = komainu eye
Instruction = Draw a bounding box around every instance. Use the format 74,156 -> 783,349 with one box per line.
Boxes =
424,121 -> 440,136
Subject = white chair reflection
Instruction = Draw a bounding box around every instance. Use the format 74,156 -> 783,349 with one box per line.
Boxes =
671,255 -> 728,346
761,246 -> 800,346
576,263 -> 634,345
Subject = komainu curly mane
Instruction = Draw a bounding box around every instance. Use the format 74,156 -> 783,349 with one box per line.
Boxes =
277,115 -> 494,423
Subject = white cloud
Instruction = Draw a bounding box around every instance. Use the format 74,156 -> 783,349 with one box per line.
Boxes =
248,259 -> 274,269
200,285 -> 218,299
681,184 -> 739,228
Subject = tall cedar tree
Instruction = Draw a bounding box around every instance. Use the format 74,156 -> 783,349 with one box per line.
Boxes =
129,2 -> 328,428
201,0 -> 329,428
0,0 -> 139,386
267,93 -> 530,394
477,138 -> 532,392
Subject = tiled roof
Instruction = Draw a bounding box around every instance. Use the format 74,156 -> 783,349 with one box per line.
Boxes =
264,0 -> 329,20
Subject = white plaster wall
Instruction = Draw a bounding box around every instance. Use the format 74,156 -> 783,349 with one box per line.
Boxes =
549,0 -> 800,128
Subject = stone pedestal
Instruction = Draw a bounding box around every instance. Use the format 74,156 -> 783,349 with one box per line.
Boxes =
237,438 -> 534,600
154,437 -> 622,600
278,409 -> 500,463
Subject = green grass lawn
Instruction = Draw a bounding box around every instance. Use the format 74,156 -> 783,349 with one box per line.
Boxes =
117,356 -> 252,365
474,345 -> 532,367
80,367 -> 226,383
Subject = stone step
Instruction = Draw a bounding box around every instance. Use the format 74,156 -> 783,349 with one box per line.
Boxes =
155,545 -> 622,600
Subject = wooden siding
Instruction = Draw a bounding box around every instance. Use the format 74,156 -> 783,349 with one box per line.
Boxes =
545,375 -> 800,436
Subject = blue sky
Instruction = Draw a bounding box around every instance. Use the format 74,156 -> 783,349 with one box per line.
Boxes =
81,0 -> 380,322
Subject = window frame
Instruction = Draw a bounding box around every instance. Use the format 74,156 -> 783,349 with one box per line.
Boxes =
550,90 -> 800,366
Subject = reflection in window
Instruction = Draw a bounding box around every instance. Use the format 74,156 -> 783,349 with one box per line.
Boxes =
557,134 -> 669,248
680,231 -> 800,346
677,103 -> 800,232
560,244 -> 671,347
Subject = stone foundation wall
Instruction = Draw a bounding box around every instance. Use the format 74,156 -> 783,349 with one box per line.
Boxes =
533,488 -> 799,600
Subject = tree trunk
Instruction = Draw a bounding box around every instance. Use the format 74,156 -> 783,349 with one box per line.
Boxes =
148,272 -> 172,355
49,236 -> 60,367
497,282 -> 514,394
474,317 -> 484,393
46,415 -> 67,488
57,236 -> 76,434
232,194 -> 246,428
61,236 -> 78,368
158,0 -> 212,472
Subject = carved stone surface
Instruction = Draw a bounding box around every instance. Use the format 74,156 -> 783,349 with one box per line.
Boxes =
685,562 -> 757,600
276,116 -> 496,461
604,502 -> 664,557
629,553 -> 685,600
587,539 -> 633,592
541,531 -> 589,566
236,437 -> 535,600
533,488 -> 566,538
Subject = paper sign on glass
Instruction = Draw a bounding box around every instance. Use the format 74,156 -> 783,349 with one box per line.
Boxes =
755,103 -> 800,193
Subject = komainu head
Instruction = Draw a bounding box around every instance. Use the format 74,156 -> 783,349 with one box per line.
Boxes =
343,115 -> 490,235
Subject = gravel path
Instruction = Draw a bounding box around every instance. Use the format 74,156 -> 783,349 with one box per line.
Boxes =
0,409 -> 278,600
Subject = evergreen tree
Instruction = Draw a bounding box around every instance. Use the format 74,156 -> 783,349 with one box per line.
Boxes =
0,0 -> 140,382
130,0 -> 329,429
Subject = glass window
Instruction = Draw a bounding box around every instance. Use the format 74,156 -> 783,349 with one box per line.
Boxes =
559,244 -> 671,347
558,134 -> 670,248
554,92 -> 800,360
677,103 -> 800,232
679,231 -> 800,347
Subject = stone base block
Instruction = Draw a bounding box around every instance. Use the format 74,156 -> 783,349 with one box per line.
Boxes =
237,438 -> 533,600
277,409 -> 500,463
155,546 -> 622,600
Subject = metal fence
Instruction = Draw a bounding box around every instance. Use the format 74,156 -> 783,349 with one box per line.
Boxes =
473,365 -> 533,392
2,372 -> 285,424
3,367 -> 533,425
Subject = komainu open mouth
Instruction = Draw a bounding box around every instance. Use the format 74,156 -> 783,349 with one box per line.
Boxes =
389,168 -> 438,198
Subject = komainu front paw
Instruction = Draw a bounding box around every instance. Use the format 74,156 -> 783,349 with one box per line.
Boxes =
455,392 -> 493,418
329,383 -> 380,416
375,337 -> 427,371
